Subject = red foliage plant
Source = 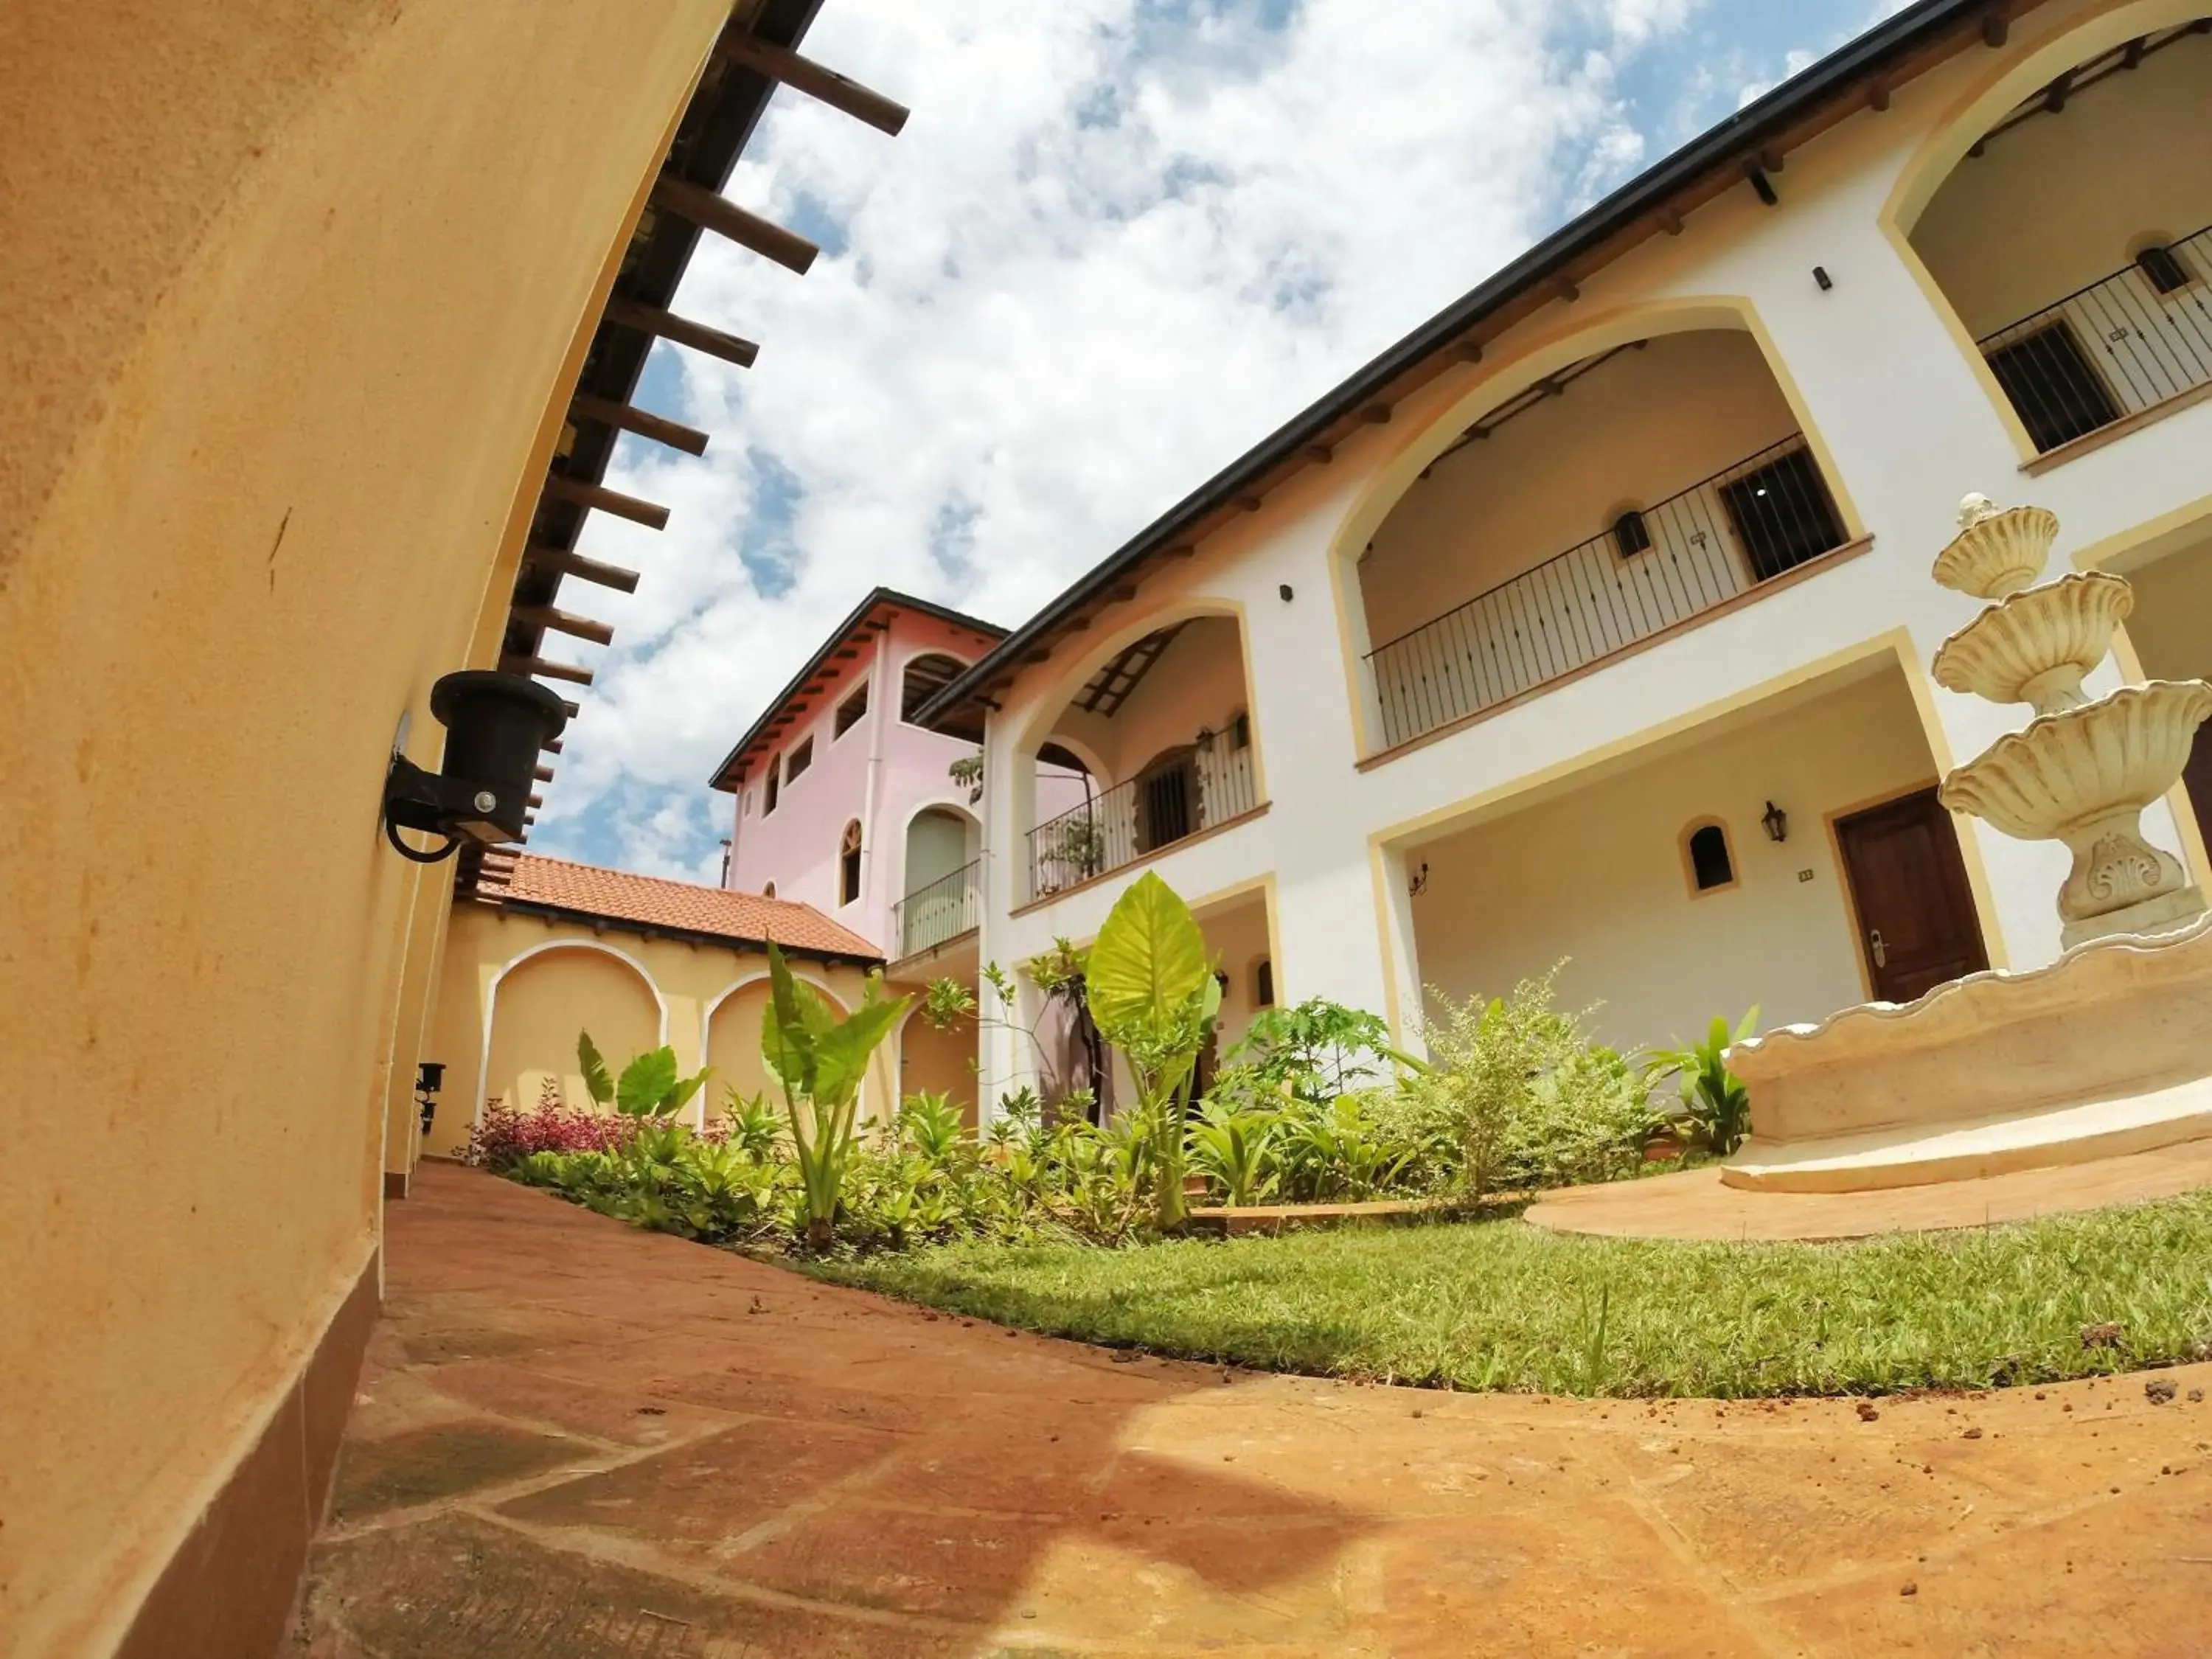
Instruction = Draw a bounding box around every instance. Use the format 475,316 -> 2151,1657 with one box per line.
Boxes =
464,1090 -> 637,1167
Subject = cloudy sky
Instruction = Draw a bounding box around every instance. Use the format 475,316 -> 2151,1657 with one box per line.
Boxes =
535,0 -> 1904,880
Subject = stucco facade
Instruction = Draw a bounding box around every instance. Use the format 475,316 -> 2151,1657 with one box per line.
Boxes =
953,0 -> 2212,1113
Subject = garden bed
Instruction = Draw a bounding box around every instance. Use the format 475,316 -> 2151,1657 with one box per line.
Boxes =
802,1191 -> 2212,1398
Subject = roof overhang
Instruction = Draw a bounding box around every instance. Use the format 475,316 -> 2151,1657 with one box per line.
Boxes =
916,0 -> 2052,738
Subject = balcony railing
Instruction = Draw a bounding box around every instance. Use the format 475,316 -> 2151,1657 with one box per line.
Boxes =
1976,223 -> 2212,454
1363,434 -> 1848,751
1026,741 -> 1259,902
892,858 -> 980,957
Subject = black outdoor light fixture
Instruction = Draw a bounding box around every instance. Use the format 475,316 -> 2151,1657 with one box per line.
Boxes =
1761,799 -> 1790,844
382,670 -> 568,863
415,1061 -> 446,1138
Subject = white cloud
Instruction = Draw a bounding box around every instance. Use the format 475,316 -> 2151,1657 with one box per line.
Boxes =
535,0 -> 1872,878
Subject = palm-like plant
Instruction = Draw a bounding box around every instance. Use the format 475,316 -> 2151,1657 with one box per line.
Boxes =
1642,1006 -> 1759,1155
759,942 -> 911,1248
1186,1100 -> 1278,1208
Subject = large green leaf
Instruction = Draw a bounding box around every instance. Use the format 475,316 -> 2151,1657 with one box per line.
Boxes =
577,1031 -> 615,1107
813,988 -> 911,1109
1086,872 -> 1210,1039
759,943 -> 822,1099
616,1046 -> 679,1116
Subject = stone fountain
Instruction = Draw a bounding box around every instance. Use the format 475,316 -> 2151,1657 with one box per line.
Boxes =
1717,495 -> 2212,1194
1930,494 -> 2210,947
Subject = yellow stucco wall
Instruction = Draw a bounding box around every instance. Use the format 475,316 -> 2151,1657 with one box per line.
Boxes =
426,903 -> 889,1158
1911,27 -> 2212,335
0,3 -> 730,1650
1408,667 -> 1946,1052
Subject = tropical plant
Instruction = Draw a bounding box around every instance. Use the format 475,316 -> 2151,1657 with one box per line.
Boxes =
1512,1043 -> 1660,1188
1186,1099 -> 1278,1208
898,1090 -> 968,1165
948,751 -> 984,803
759,941 -> 911,1248
1643,1006 -> 1759,1155
1225,997 -> 1405,1104
577,1032 -> 714,1119
1053,813 -> 1107,880
1270,1092 -> 1415,1202
720,1088 -> 787,1162
1084,872 -> 1222,1230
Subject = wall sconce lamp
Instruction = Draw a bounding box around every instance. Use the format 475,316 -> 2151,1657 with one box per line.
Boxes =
383,670 -> 568,863
1761,800 -> 1790,844
415,1061 -> 445,1138
1408,860 -> 1430,898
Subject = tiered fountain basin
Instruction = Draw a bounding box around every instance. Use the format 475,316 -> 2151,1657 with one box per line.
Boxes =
1721,914 -> 2212,1192
1930,571 -> 2133,711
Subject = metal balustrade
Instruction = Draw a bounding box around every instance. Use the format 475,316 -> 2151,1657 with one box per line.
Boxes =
1976,223 -> 2212,453
1025,740 -> 1259,902
1362,434 -> 1848,752
891,858 -> 980,957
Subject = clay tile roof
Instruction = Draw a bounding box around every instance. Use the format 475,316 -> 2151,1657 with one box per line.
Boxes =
487,853 -> 880,961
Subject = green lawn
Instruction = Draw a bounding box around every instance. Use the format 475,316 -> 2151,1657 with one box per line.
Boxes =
800,1194 -> 2212,1398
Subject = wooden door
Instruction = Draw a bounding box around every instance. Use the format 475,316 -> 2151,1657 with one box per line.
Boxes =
2185,723 -> 2212,856
1835,788 -> 1990,1004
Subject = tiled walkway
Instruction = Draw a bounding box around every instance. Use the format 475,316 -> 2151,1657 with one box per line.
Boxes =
1527,1136 -> 2212,1240
299,1163 -> 2212,1657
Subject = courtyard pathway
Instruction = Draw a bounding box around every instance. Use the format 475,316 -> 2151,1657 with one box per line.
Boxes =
299,1163 -> 2212,1657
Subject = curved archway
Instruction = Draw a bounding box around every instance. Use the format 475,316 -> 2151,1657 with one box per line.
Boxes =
894,998 -> 979,1127
900,651 -> 970,723
1332,304 -> 1856,754
476,940 -> 668,1132
897,801 -> 981,956
1010,601 -> 1262,900
838,818 -> 863,908
1885,5 -> 2212,461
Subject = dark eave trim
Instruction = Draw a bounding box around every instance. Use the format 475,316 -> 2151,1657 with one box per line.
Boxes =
916,0 -> 2034,732
491,896 -> 884,968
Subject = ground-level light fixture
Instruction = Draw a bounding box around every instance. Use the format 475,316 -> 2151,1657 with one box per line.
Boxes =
383,670 -> 567,863
415,1061 -> 446,1137
1761,799 -> 1790,844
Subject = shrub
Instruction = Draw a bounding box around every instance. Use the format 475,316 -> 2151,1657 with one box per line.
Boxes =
1408,965 -> 1656,1198
465,1095 -> 638,1168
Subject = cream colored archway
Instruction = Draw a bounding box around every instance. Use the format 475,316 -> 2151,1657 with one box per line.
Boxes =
476,939 -> 669,1131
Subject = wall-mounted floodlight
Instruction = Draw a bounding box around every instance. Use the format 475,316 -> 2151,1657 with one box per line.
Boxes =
382,671 -> 566,863
415,1061 -> 446,1137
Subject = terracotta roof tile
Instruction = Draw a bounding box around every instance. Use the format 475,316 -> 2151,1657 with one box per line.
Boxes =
485,853 -> 880,960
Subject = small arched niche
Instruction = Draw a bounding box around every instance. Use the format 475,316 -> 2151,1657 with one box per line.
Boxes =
1681,819 -> 1738,898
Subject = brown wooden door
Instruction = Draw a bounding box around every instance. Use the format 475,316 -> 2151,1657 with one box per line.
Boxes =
1835,788 -> 1990,1004
2185,723 -> 2212,856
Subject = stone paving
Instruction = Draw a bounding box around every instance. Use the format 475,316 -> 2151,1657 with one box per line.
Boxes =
1526,1136 -> 2212,1240
299,1162 -> 2212,1657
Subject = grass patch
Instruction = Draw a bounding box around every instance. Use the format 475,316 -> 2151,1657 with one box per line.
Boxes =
799,1193 -> 2212,1398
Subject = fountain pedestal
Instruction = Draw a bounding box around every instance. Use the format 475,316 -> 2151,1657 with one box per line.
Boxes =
1720,495 -> 2212,1193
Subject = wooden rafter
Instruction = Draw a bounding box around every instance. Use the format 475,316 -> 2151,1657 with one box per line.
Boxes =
603,298 -> 759,368
1074,623 -> 1185,717
650,175 -> 818,275
568,394 -> 709,457
543,476 -> 669,530
720,34 -> 911,136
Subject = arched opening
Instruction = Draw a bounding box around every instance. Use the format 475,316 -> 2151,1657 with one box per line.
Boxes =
484,945 -> 661,1121
896,1002 -> 979,1128
838,818 -> 862,908
901,652 -> 968,723
1355,327 -> 1848,752
1020,612 -> 1260,901
762,880 -> 776,900
1907,18 -> 2212,455
1683,820 -> 1737,895
896,804 -> 980,956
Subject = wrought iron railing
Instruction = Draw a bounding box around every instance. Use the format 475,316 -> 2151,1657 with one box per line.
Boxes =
892,858 -> 980,957
1025,742 -> 1259,902
1363,434 -> 1847,751
1975,223 -> 2212,453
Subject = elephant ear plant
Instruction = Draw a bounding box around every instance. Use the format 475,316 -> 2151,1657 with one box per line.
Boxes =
577,1032 -> 712,1119
1084,871 -> 1221,1231
759,941 -> 911,1248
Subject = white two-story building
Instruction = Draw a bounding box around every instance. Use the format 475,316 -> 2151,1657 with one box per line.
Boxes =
914,0 -> 2212,1107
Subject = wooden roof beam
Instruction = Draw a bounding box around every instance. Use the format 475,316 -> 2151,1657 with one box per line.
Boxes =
604,299 -> 759,369
532,764 -> 555,783
512,604 -> 614,647
568,394 -> 709,457
506,655 -> 595,687
543,476 -> 669,530
525,543 -> 640,594
651,176 -> 818,275
720,34 -> 910,136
